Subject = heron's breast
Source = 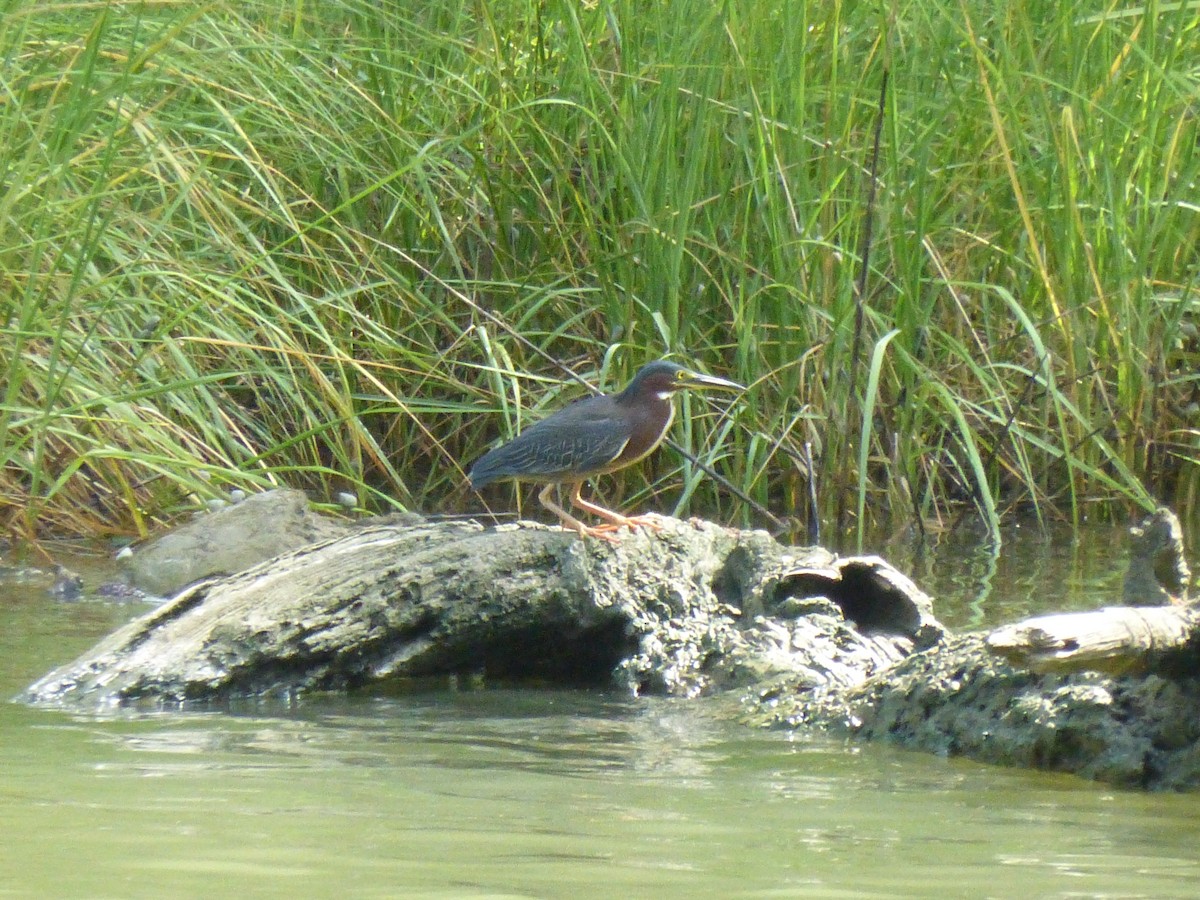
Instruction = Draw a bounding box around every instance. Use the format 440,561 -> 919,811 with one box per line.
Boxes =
596,398 -> 675,474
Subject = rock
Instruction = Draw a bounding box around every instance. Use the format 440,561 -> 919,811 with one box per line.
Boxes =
118,489 -> 349,596
49,565 -> 83,601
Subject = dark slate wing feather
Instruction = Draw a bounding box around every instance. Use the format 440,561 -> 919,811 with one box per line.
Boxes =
468,396 -> 630,487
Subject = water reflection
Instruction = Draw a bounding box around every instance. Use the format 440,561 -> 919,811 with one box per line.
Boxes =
4,687 -> 1200,897
90,692 -> 768,786
880,520 -> 1131,630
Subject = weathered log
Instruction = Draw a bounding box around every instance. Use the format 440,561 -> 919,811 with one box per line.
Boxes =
21,515 -> 943,707
985,606 -> 1198,674
24,493 -> 1200,790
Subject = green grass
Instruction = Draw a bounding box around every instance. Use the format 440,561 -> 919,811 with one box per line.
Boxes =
1,0 -> 1197,547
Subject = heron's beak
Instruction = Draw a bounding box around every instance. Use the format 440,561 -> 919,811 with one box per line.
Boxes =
682,370 -> 744,392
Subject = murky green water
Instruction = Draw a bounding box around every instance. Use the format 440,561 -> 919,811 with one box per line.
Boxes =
4,529 -> 1199,898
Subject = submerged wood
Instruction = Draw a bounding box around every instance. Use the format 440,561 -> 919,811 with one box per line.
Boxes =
21,497 -> 1200,790
1121,507 -> 1191,606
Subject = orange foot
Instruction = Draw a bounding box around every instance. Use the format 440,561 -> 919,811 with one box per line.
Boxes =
551,517 -> 625,544
579,525 -> 624,544
588,515 -> 665,537
623,514 -> 666,532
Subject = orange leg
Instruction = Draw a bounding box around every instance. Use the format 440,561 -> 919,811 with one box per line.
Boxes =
568,484 -> 664,535
537,483 -> 621,544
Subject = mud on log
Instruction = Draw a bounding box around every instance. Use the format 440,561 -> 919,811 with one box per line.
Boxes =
744,507 -> 1200,791
752,629 -> 1200,790
22,515 -> 942,706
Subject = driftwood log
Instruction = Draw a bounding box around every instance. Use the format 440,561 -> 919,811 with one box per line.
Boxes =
986,606 -> 1197,674
23,507 -> 942,705
20,495 -> 1200,791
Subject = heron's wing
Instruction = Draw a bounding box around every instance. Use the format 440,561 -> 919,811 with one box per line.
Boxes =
468,397 -> 630,487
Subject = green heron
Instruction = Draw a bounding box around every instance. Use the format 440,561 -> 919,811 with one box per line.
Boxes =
469,360 -> 743,541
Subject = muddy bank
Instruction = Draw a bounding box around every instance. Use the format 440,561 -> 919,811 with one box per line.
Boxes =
19,491 -> 1200,790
